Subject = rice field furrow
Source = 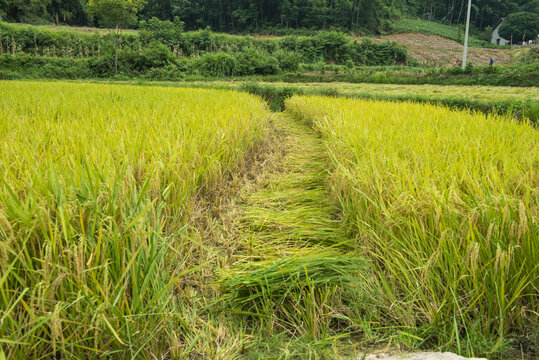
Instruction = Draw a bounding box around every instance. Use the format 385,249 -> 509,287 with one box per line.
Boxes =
217,114 -> 367,353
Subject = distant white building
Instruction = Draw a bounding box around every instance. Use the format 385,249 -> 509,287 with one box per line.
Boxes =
491,18 -> 510,45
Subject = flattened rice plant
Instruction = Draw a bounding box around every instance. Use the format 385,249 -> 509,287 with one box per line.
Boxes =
221,250 -> 368,341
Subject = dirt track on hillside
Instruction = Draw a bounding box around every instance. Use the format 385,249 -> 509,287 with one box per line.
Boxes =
372,33 -> 512,67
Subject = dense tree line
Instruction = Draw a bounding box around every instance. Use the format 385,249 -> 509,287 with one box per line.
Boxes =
155,0 -> 387,32
0,0 -> 537,32
401,0 -> 538,30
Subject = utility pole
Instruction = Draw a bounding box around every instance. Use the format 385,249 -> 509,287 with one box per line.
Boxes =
462,0 -> 472,69
115,24 -> 119,76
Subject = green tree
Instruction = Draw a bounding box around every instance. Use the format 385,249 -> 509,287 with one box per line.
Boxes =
48,0 -> 90,25
499,11 -> 539,42
139,16 -> 184,45
521,0 -> 539,14
0,0 -> 51,22
88,0 -> 146,27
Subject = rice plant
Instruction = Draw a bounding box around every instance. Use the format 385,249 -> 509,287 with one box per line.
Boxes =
211,115 -> 372,358
286,95 -> 539,355
272,82 -> 539,103
0,81 -> 271,358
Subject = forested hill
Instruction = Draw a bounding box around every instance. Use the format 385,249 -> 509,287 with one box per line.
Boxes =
1,0 -> 538,33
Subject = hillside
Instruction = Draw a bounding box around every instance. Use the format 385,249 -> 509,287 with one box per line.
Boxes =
2,0 -> 537,35
3,21 -> 537,86
389,19 -> 493,47
4,22 -> 514,69
373,33 -> 513,67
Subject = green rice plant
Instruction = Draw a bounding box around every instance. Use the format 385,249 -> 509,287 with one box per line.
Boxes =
285,95 -> 539,355
0,81 -> 271,358
260,81 -> 539,122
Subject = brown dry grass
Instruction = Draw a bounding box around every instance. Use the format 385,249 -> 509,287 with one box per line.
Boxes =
371,33 -> 512,67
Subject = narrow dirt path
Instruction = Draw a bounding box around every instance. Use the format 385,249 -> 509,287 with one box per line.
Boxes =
207,112 -> 364,356
217,113 -> 352,263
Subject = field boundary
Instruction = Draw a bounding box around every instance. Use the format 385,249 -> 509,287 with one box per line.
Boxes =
235,82 -> 538,123
29,78 -> 532,122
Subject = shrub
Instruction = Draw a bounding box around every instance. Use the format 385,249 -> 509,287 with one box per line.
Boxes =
235,47 -> 280,75
314,30 -> 352,63
139,16 -> 184,46
195,52 -> 237,76
274,48 -> 302,72
0,23 -> 412,68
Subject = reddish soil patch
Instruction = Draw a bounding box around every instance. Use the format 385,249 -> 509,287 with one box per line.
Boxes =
371,33 -> 512,67
252,35 -> 278,39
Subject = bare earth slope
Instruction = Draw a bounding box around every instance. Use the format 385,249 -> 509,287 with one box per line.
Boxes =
372,33 -> 512,67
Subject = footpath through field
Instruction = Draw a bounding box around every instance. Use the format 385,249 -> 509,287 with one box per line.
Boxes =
210,113 -> 364,356
229,114 -> 350,248
215,112 -> 356,266
211,112 -> 489,359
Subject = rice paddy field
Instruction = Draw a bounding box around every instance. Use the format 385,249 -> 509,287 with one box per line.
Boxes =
163,80 -> 539,121
274,82 -> 539,102
286,96 -> 539,356
0,80 -> 538,359
256,81 -> 539,121
0,81 -> 272,358
172,80 -> 539,103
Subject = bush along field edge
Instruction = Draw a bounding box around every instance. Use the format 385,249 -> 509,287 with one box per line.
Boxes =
1,21 -> 539,87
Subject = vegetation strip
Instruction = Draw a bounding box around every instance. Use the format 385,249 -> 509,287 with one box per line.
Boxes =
0,81 -> 272,358
37,79 -> 534,122
2,23 -> 537,88
236,82 -> 539,122
286,95 -> 539,357
215,114 -> 368,357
